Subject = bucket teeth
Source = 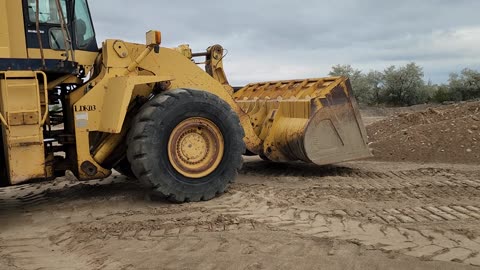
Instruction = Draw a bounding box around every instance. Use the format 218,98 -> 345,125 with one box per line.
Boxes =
234,77 -> 371,165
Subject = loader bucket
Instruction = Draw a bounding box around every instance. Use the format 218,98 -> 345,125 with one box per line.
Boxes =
233,77 -> 371,165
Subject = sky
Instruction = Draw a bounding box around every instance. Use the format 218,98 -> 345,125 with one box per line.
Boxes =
88,0 -> 480,86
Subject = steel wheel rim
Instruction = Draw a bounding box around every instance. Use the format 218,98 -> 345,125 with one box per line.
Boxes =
168,117 -> 224,179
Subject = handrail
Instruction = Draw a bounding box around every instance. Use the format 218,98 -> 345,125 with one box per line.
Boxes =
55,0 -> 75,65
0,112 -> 8,129
35,0 -> 46,68
0,72 -> 8,128
36,71 -> 49,125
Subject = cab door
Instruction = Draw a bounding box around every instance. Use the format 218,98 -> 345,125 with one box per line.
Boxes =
71,0 -> 97,52
22,0 -> 70,52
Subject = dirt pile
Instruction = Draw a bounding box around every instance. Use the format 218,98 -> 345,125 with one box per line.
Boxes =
367,101 -> 480,164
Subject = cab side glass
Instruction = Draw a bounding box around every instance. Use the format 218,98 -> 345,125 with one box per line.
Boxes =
27,0 -> 68,24
74,0 -> 95,49
49,28 -> 65,50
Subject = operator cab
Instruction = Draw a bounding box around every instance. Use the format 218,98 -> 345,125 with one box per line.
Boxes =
0,0 -> 100,74
24,0 -> 97,52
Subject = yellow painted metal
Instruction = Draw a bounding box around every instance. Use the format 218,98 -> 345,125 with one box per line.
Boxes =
27,48 -> 70,62
0,0 -> 98,66
168,117 -> 224,179
0,0 -> 370,184
175,44 -> 234,95
72,50 -> 99,68
67,39 -> 263,180
125,45 -> 155,75
66,39 -> 175,179
113,41 -> 129,58
27,48 -> 98,68
172,43 -> 369,164
92,129 -> 127,164
0,0 -> 28,59
46,74 -> 82,90
134,45 -> 264,154
73,74 -> 174,133
0,71 -> 47,184
66,42 -> 171,134
204,45 -> 234,95
38,72 -> 49,125
174,44 -> 193,59
234,77 -> 371,165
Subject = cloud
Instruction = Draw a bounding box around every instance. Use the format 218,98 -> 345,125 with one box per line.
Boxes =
88,0 -> 480,85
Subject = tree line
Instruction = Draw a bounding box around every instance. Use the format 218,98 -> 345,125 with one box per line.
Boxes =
328,63 -> 480,106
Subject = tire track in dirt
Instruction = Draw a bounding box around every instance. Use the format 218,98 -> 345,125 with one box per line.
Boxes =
202,188 -> 480,266
1,164 -> 478,210
2,162 -> 480,267
0,176 -> 136,210
326,205 -> 480,225
0,236 -> 92,270
49,229 -> 365,270
1,192 -> 262,270
237,162 -> 480,208
39,210 -> 265,269
232,176 -> 480,208
240,162 -> 479,179
50,214 -> 259,245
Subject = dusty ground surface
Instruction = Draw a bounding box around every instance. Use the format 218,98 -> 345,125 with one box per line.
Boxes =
1,102 -> 480,269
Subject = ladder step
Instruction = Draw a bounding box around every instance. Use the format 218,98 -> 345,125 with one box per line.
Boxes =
6,83 -> 37,88
9,110 -> 39,114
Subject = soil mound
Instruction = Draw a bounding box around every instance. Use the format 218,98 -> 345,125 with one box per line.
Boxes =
367,101 -> 480,164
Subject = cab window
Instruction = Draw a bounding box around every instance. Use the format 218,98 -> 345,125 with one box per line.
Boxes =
49,28 -> 66,50
74,0 -> 95,48
27,0 -> 68,24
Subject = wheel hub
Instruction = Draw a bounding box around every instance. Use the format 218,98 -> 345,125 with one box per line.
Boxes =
168,117 -> 224,178
177,131 -> 209,164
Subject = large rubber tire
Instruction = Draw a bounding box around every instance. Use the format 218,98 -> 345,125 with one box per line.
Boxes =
127,89 -> 245,202
113,158 -> 135,178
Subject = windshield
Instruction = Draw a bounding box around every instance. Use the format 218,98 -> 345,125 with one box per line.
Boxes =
27,0 -> 68,24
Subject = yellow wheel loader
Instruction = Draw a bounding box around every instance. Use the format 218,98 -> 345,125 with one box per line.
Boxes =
0,0 -> 370,202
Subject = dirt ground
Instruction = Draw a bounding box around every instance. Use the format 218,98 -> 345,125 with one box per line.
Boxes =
367,101 -> 480,164
1,103 -> 480,270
